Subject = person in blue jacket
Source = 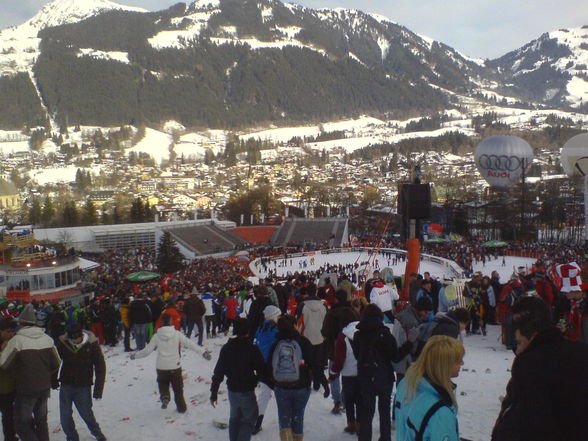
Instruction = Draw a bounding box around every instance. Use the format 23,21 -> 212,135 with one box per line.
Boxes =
394,335 -> 464,441
252,305 -> 281,434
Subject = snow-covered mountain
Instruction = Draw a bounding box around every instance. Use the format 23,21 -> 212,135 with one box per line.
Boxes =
0,0 -> 585,131
0,0 -> 146,74
490,26 -> 588,108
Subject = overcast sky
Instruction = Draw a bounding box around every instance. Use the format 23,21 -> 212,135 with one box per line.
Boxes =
1,0 -> 587,59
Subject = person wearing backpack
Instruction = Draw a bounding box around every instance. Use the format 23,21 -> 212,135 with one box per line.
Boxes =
252,305 -> 282,435
394,335 -> 465,441
269,316 -> 316,441
413,308 -> 471,359
210,318 -> 272,441
352,304 -> 416,441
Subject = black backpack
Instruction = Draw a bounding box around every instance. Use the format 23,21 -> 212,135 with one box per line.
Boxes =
355,329 -> 391,385
397,398 -> 453,441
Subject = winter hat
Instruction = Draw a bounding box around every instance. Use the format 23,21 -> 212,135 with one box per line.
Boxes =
67,323 -> 84,340
556,262 -> 583,293
263,305 -> 281,321
415,296 -> 433,312
18,304 -> 37,325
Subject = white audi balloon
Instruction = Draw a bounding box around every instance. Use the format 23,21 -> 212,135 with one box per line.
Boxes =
475,135 -> 534,189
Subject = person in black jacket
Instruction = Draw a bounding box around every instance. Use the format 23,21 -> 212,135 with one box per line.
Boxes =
492,296 -> 588,441
210,318 -> 271,441
129,295 -> 152,350
352,304 -> 415,441
184,294 -> 206,345
55,324 -> 107,441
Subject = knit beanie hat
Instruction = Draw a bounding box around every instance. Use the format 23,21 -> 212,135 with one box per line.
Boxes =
263,305 -> 281,321
18,304 -> 37,325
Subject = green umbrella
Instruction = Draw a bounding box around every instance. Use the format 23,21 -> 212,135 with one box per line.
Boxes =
482,240 -> 508,248
126,271 -> 161,283
424,237 -> 449,243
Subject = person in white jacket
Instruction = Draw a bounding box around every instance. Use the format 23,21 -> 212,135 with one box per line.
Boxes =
131,313 -> 211,412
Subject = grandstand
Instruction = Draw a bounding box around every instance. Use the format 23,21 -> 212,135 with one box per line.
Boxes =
271,218 -> 349,248
163,222 -> 249,258
230,226 -> 277,245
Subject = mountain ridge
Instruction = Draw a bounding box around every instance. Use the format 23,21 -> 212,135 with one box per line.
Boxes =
0,0 -> 586,130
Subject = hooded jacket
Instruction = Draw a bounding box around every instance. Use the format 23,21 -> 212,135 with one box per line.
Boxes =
395,377 -> 459,441
369,281 -> 399,313
0,326 -> 61,394
301,296 -> 327,345
56,331 -> 105,398
134,325 -> 205,370
331,321 -> 358,377
352,315 -> 407,386
321,301 -> 359,359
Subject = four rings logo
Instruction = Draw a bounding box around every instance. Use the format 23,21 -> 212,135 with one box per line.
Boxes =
477,154 -> 524,171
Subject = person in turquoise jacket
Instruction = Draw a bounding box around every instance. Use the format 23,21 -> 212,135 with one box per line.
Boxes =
394,335 -> 464,441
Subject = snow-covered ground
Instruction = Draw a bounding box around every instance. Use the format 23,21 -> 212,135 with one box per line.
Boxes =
43,254 -> 533,440
44,325 -> 512,441
252,249 -> 535,284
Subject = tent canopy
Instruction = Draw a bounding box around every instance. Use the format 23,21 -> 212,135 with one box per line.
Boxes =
482,240 -> 508,247
126,271 -> 160,282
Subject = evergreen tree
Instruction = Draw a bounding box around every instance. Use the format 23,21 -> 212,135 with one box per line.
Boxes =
101,209 -> 112,225
143,201 -> 154,223
41,197 -> 55,227
156,232 -> 185,274
62,201 -> 79,227
130,198 -> 144,223
112,205 -> 123,224
81,200 -> 98,226
29,198 -> 42,226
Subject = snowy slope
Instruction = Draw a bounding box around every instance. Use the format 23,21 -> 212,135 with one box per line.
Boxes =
126,128 -> 173,165
41,255 -> 534,441
0,0 -> 146,74
44,325 -> 511,441
491,26 -> 588,107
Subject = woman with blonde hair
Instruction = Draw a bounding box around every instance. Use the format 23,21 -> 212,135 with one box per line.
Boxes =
394,335 -> 464,441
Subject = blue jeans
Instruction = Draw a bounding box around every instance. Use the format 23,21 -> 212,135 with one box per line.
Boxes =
328,360 -> 343,404
60,384 -> 104,441
274,387 -> 311,435
14,389 -> 50,441
228,390 -> 258,441
133,323 -> 148,350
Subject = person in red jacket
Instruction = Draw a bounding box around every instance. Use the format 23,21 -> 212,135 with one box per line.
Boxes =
531,271 -> 555,308
497,276 -> 523,350
155,301 -> 182,331
224,292 -> 240,335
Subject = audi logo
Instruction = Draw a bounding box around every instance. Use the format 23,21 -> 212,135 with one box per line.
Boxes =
477,154 -> 525,172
